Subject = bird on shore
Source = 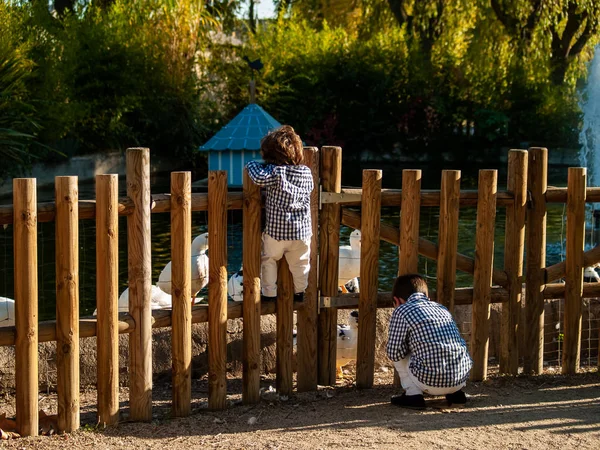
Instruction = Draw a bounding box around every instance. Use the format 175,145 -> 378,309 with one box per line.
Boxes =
228,266 -> 244,302
157,232 -> 209,299
584,265 -> 600,283
0,297 -> 15,327
338,230 -> 361,292
292,311 -> 359,380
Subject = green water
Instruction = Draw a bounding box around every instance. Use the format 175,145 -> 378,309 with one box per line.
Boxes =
0,162 -> 586,320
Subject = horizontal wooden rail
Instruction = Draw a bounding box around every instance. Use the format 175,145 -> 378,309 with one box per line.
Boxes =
341,208 -> 509,287
544,282 -> 600,299
321,287 -> 509,309
0,193 -> 245,225
322,186 -> 600,207
545,244 -> 600,283
3,281 -> 598,347
3,185 -> 600,225
0,302 -> 290,346
546,186 -> 600,203
322,189 -> 514,207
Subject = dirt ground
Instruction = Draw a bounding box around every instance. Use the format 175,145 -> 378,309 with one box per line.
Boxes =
0,367 -> 599,449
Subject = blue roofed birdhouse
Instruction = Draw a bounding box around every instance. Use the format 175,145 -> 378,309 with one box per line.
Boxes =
198,103 -> 282,187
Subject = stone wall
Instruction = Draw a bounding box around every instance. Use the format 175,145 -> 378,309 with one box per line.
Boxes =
0,300 -> 597,392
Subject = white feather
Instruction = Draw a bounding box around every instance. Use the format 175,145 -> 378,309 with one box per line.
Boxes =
157,232 -> 209,297
0,297 -> 15,328
339,230 -> 361,287
227,267 -> 244,302
93,285 -> 201,315
584,266 -> 600,282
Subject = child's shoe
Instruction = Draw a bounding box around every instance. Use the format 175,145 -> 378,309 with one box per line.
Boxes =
445,389 -> 467,406
293,292 -> 305,303
390,394 -> 426,410
261,295 -> 277,302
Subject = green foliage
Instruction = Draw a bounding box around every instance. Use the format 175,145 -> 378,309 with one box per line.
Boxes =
232,0 -> 591,158
1,0 -> 220,173
0,0 -> 597,177
0,2 -> 55,178
204,10 -> 585,161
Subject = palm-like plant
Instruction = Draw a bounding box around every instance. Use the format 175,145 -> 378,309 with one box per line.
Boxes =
0,46 -> 40,171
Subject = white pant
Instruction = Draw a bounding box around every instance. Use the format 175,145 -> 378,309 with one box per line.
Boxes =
261,233 -> 311,296
394,357 -> 465,396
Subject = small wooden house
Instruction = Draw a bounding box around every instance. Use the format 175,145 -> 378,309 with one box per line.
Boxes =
198,103 -> 282,187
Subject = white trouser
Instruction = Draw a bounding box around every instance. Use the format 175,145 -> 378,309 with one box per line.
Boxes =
394,356 -> 466,396
261,233 -> 311,296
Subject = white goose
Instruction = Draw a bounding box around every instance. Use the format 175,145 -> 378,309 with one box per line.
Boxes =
0,297 -> 15,328
157,232 -> 209,298
338,230 -> 361,292
93,285 -> 202,315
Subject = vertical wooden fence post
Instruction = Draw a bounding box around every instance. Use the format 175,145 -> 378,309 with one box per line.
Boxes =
318,146 -> 342,386
126,148 -> 153,421
437,170 -> 461,313
399,169 -> 422,275
356,170 -> 382,389
297,147 -> 319,392
242,169 -> 261,404
524,147 -> 547,375
14,178 -> 38,437
563,167 -> 586,374
276,260 -> 294,396
470,170 -> 497,381
208,171 -> 228,410
56,176 -> 80,432
171,172 -> 192,417
396,169 -> 422,385
96,174 -> 120,426
501,150 -> 527,375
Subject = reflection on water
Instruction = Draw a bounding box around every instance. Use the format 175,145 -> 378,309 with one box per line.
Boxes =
0,163 -> 586,320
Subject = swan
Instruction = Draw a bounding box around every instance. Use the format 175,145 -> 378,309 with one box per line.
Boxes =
0,297 -> 15,328
93,285 -> 202,315
338,230 -> 361,292
157,232 -> 209,298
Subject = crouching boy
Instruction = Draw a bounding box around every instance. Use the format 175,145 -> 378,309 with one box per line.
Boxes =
387,274 -> 472,409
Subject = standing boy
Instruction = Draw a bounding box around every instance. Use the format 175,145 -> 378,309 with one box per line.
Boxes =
246,125 -> 313,303
387,274 -> 472,409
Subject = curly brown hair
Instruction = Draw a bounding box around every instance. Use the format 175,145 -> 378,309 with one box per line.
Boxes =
260,125 -> 304,166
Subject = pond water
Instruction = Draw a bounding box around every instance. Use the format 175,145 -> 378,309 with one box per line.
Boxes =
0,161 -> 587,320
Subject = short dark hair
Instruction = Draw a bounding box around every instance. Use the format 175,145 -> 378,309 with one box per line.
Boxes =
392,274 -> 429,301
260,125 -> 303,166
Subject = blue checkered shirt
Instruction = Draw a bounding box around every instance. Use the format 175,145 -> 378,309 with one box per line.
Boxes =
387,292 -> 472,388
246,161 -> 313,241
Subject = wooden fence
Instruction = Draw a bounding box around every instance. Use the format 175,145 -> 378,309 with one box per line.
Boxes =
0,146 -> 598,436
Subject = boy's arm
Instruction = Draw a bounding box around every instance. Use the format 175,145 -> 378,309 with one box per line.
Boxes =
386,310 -> 410,361
246,161 -> 279,186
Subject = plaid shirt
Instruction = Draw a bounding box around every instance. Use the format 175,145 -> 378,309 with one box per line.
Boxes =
387,292 -> 472,388
246,161 -> 313,241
